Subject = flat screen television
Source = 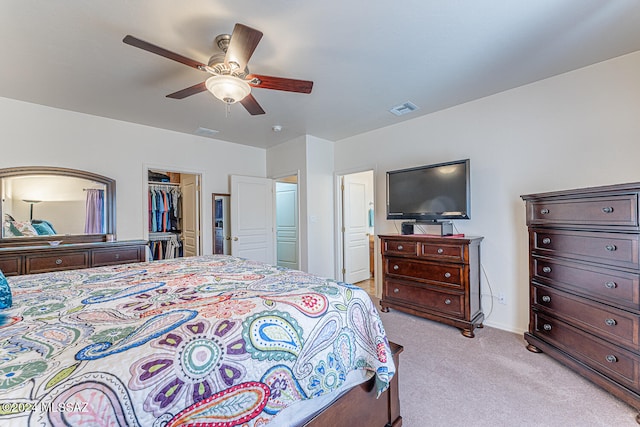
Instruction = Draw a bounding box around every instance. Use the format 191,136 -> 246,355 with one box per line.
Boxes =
386,159 -> 470,221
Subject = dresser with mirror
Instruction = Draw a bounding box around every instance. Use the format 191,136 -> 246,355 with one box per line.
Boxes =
0,166 -> 146,276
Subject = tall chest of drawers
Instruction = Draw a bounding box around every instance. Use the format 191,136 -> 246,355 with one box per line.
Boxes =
522,183 -> 640,420
379,234 -> 484,338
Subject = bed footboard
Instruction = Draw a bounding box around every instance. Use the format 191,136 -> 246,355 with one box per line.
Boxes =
304,341 -> 403,427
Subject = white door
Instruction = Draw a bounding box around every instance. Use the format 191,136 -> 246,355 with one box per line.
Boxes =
276,182 -> 299,270
343,174 -> 371,283
230,175 -> 275,264
181,174 -> 200,257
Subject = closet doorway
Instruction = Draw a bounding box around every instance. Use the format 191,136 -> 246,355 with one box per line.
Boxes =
147,168 -> 202,260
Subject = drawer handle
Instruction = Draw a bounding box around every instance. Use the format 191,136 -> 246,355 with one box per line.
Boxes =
605,318 -> 617,326
542,237 -> 551,245
540,208 -> 550,215
397,245 -> 404,251
393,265 -> 399,271
444,272 -> 451,278
605,355 -> 618,363
605,244 -> 617,252
393,288 -> 399,294
602,206 -> 614,214
444,299 -> 451,305
114,254 -> 120,259
543,324 -> 552,331
605,281 -> 617,289
541,295 -> 551,303
437,248 -> 444,254
55,259 -> 63,265
542,266 -> 552,273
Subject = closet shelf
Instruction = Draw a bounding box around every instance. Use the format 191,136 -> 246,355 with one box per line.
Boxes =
149,181 -> 180,186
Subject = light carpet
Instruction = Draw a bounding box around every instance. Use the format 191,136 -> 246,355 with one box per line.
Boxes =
377,303 -> 638,427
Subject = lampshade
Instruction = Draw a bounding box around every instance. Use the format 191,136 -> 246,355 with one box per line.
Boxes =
205,75 -> 251,104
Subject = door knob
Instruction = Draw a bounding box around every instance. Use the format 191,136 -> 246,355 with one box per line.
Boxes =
233,237 -> 238,241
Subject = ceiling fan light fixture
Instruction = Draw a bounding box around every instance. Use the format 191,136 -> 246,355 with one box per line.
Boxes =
205,75 -> 251,104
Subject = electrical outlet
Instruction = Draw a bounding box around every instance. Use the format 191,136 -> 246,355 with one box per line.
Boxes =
498,291 -> 507,305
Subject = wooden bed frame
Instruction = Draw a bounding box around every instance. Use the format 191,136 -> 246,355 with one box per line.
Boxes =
304,341 -> 403,427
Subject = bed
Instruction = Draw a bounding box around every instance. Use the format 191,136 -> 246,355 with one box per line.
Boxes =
0,255 -> 401,426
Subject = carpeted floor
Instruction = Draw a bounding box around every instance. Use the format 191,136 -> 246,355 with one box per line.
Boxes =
376,301 -> 639,427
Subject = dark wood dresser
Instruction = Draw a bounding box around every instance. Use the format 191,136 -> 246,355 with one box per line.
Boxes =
379,234 -> 484,338
0,240 -> 147,276
522,183 -> 640,422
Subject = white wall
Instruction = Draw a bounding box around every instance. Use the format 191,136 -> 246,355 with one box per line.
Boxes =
267,135 -> 308,271
305,136 -> 335,278
334,51 -> 640,333
266,135 -> 335,278
0,97 -> 266,254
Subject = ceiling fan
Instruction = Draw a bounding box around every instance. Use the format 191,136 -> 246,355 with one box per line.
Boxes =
123,23 -> 313,115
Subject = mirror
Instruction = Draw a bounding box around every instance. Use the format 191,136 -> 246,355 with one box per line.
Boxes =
0,167 -> 115,245
212,193 -> 231,255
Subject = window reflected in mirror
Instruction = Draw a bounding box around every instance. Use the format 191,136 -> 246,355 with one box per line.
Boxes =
0,167 -> 114,241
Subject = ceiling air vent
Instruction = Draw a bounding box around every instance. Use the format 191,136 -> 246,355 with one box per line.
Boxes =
389,102 -> 419,116
195,127 -> 220,138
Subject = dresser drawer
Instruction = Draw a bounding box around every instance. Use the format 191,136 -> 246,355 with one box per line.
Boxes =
532,284 -> 640,351
384,257 -> 463,288
527,194 -> 638,228
0,256 -> 22,276
419,242 -> 465,263
532,256 -> 640,310
384,279 -> 464,317
92,247 -> 142,266
382,240 -> 417,256
25,252 -> 89,274
532,312 -> 640,391
531,228 -> 640,269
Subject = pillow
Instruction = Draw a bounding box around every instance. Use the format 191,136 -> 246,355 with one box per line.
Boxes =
32,221 -> 56,235
3,221 -> 22,237
0,270 -> 11,309
11,221 -> 38,236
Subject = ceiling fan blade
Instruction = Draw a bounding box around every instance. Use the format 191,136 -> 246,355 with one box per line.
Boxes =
225,24 -> 263,70
123,35 -> 206,70
247,74 -> 313,94
239,93 -> 266,115
166,82 -> 207,99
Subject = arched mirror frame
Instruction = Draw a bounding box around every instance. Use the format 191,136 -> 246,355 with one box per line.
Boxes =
0,166 -> 115,247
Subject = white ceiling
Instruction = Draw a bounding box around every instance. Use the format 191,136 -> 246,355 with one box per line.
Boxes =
1,0 -> 640,149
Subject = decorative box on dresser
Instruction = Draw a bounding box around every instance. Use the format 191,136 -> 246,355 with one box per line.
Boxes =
379,234 -> 484,338
522,183 -> 640,422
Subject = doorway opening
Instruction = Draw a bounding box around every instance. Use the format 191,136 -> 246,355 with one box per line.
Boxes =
212,193 -> 230,255
146,168 -> 202,260
337,170 -> 375,296
275,175 -> 299,270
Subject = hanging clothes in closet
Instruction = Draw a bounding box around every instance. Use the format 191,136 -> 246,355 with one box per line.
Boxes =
148,183 -> 183,261
148,184 -> 182,233
148,233 -> 182,260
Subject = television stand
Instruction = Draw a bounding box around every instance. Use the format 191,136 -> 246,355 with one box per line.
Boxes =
379,234 -> 484,337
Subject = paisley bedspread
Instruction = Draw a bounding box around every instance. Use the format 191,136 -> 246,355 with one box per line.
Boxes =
0,255 -> 395,426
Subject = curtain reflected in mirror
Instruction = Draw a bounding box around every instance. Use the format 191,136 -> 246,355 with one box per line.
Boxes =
1,168 -> 113,240
84,188 -> 106,234
212,194 -> 231,255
